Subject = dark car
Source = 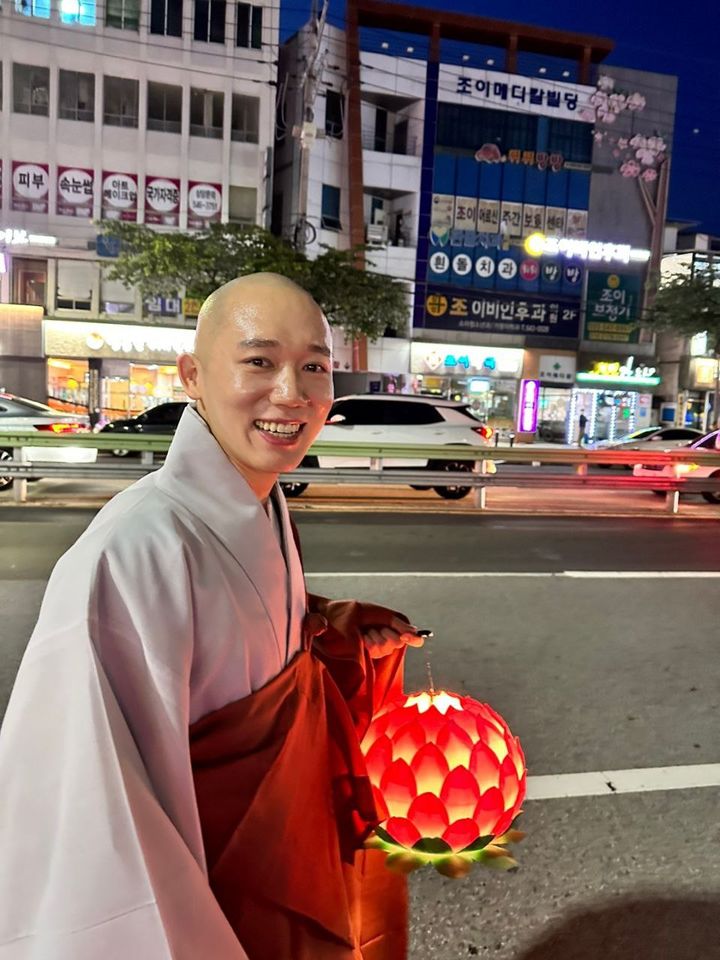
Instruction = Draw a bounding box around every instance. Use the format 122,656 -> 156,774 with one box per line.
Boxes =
100,402 -> 188,456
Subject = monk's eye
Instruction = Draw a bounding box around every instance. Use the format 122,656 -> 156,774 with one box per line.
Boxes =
244,357 -> 272,368
304,363 -> 329,373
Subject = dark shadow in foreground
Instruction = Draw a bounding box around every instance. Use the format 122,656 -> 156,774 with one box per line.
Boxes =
515,896 -> 720,960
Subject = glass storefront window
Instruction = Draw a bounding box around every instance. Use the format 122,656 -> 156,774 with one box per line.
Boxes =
47,357 -> 89,414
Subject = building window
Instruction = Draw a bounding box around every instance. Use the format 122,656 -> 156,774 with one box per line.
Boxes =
104,76 -> 139,127
231,93 -> 259,142
59,70 -> 95,122
59,0 -> 97,25
547,117 -> 593,165
147,81 -> 182,133
194,0 -> 226,42
325,90 -> 344,138
190,88 -> 223,138
101,277 -> 135,315
14,0 -> 50,18
150,0 -> 182,36
321,184 -> 341,231
12,258 -> 47,307
236,2 -> 261,48
13,64 -> 50,116
56,260 -> 94,312
228,185 -> 256,223
106,0 -> 139,30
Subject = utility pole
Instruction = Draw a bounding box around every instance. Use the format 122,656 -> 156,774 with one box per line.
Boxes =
292,0 -> 328,254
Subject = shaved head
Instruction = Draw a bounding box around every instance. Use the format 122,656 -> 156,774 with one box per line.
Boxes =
194,273 -> 328,362
177,271 -> 334,500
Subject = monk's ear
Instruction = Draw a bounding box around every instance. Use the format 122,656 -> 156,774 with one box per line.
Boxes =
177,352 -> 202,400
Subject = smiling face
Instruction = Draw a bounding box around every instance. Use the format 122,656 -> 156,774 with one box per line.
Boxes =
177,274 -> 334,501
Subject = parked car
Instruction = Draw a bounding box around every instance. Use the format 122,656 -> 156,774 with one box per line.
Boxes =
100,395 -> 494,500
632,429 -> 720,503
100,402 -> 188,455
0,393 -> 96,491
286,394 -> 494,500
590,426 -> 705,468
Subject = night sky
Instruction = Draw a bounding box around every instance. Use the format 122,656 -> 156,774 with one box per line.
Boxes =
280,0 -> 720,238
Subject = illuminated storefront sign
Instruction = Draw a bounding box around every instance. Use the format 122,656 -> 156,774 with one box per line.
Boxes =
0,227 -> 57,247
410,341 -> 524,378
517,379 -> 540,433
576,356 -> 660,388
439,66 -> 595,122
44,319 -> 195,363
421,287 -> 581,339
525,232 -> 650,265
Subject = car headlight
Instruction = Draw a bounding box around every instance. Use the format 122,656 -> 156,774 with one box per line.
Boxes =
675,463 -> 699,475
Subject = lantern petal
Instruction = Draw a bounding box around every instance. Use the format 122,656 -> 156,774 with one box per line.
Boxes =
414,704 -> 448,743
410,742 -> 449,796
479,702 -> 509,735
384,704 -> 413,739
391,720 -> 427,764
451,706 -> 479,739
468,741 -> 501,791
509,736 -> 527,780
380,759 -> 417,818
372,784 -> 389,822
436,721 -> 474,770
500,754 -> 520,808
386,816 -> 422,849
440,766 -> 481,821
473,787 -> 505,837
364,734 -> 393,785
492,809 -> 515,839
477,718 -> 508,762
407,792 -> 450,837
442,818 -> 480,852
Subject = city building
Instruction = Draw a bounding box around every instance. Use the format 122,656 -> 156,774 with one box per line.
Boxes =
0,0 -> 276,419
656,227 -> 720,430
275,0 -> 678,441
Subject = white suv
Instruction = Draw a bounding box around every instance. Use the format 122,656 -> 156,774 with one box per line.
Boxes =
283,394 -> 493,500
633,429 -> 720,503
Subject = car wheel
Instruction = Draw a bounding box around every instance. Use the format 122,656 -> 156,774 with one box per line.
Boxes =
430,460 -> 472,500
0,449 -> 13,491
281,481 -> 309,498
701,471 -> 720,504
409,485 -> 431,491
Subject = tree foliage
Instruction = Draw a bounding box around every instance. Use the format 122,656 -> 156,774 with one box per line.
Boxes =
99,222 -> 408,341
644,266 -> 720,355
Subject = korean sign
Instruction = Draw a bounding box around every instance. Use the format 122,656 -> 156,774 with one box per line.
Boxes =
57,167 -> 94,218
145,176 -> 181,226
419,286 -> 581,339
12,162 -> 50,214
440,66 -> 595,122
188,181 -> 222,228
584,272 -> 643,344
102,171 -> 138,221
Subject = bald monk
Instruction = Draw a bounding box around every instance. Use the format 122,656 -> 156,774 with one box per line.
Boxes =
0,274 -> 423,959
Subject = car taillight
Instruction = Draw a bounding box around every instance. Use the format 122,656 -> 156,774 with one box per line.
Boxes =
472,424 -> 494,441
35,423 -> 82,434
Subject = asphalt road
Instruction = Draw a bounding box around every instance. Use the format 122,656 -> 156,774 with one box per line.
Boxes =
1,509 -> 719,959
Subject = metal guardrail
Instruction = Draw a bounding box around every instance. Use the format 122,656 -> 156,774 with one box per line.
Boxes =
2,432 -> 720,513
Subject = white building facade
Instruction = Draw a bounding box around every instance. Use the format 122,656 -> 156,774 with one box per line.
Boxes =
0,0 -> 276,417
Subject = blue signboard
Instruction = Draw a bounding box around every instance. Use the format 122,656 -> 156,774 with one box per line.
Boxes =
419,286 -> 581,339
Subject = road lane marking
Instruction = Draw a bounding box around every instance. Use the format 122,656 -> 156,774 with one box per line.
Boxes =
526,763 -> 720,800
305,571 -> 720,579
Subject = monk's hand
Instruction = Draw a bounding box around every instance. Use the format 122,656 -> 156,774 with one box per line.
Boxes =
363,617 -> 426,659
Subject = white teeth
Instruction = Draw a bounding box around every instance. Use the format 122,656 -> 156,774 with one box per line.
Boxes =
255,420 -> 302,435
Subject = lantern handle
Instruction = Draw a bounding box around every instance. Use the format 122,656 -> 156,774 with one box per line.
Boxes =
417,629 -> 435,696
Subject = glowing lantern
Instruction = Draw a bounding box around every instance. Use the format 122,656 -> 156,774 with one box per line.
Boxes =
362,690 -> 526,877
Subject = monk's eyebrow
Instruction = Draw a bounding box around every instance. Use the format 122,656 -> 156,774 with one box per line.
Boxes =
308,343 -> 332,358
237,337 -> 331,358
237,338 -> 280,349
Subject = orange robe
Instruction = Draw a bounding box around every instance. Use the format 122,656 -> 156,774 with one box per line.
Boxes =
189,598 -> 408,959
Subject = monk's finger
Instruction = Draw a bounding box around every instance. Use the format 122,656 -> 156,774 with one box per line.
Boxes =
389,617 -> 418,634
400,632 -> 425,648
364,627 -> 385,648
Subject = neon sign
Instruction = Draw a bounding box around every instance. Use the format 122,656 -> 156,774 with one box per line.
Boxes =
524,232 -> 649,265
517,379 -> 540,433
0,228 -> 57,247
576,356 -> 660,387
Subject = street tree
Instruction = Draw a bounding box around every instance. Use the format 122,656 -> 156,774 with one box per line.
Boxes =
644,265 -> 720,427
99,222 -> 407,342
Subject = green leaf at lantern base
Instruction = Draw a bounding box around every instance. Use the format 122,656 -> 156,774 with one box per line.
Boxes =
435,855 -> 473,879
411,837 -> 453,855
385,851 -> 426,875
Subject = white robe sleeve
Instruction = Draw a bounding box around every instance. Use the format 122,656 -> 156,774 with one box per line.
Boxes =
0,526 -> 249,960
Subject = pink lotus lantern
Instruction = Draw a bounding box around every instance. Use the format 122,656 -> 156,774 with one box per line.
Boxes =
362,689 -> 526,877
